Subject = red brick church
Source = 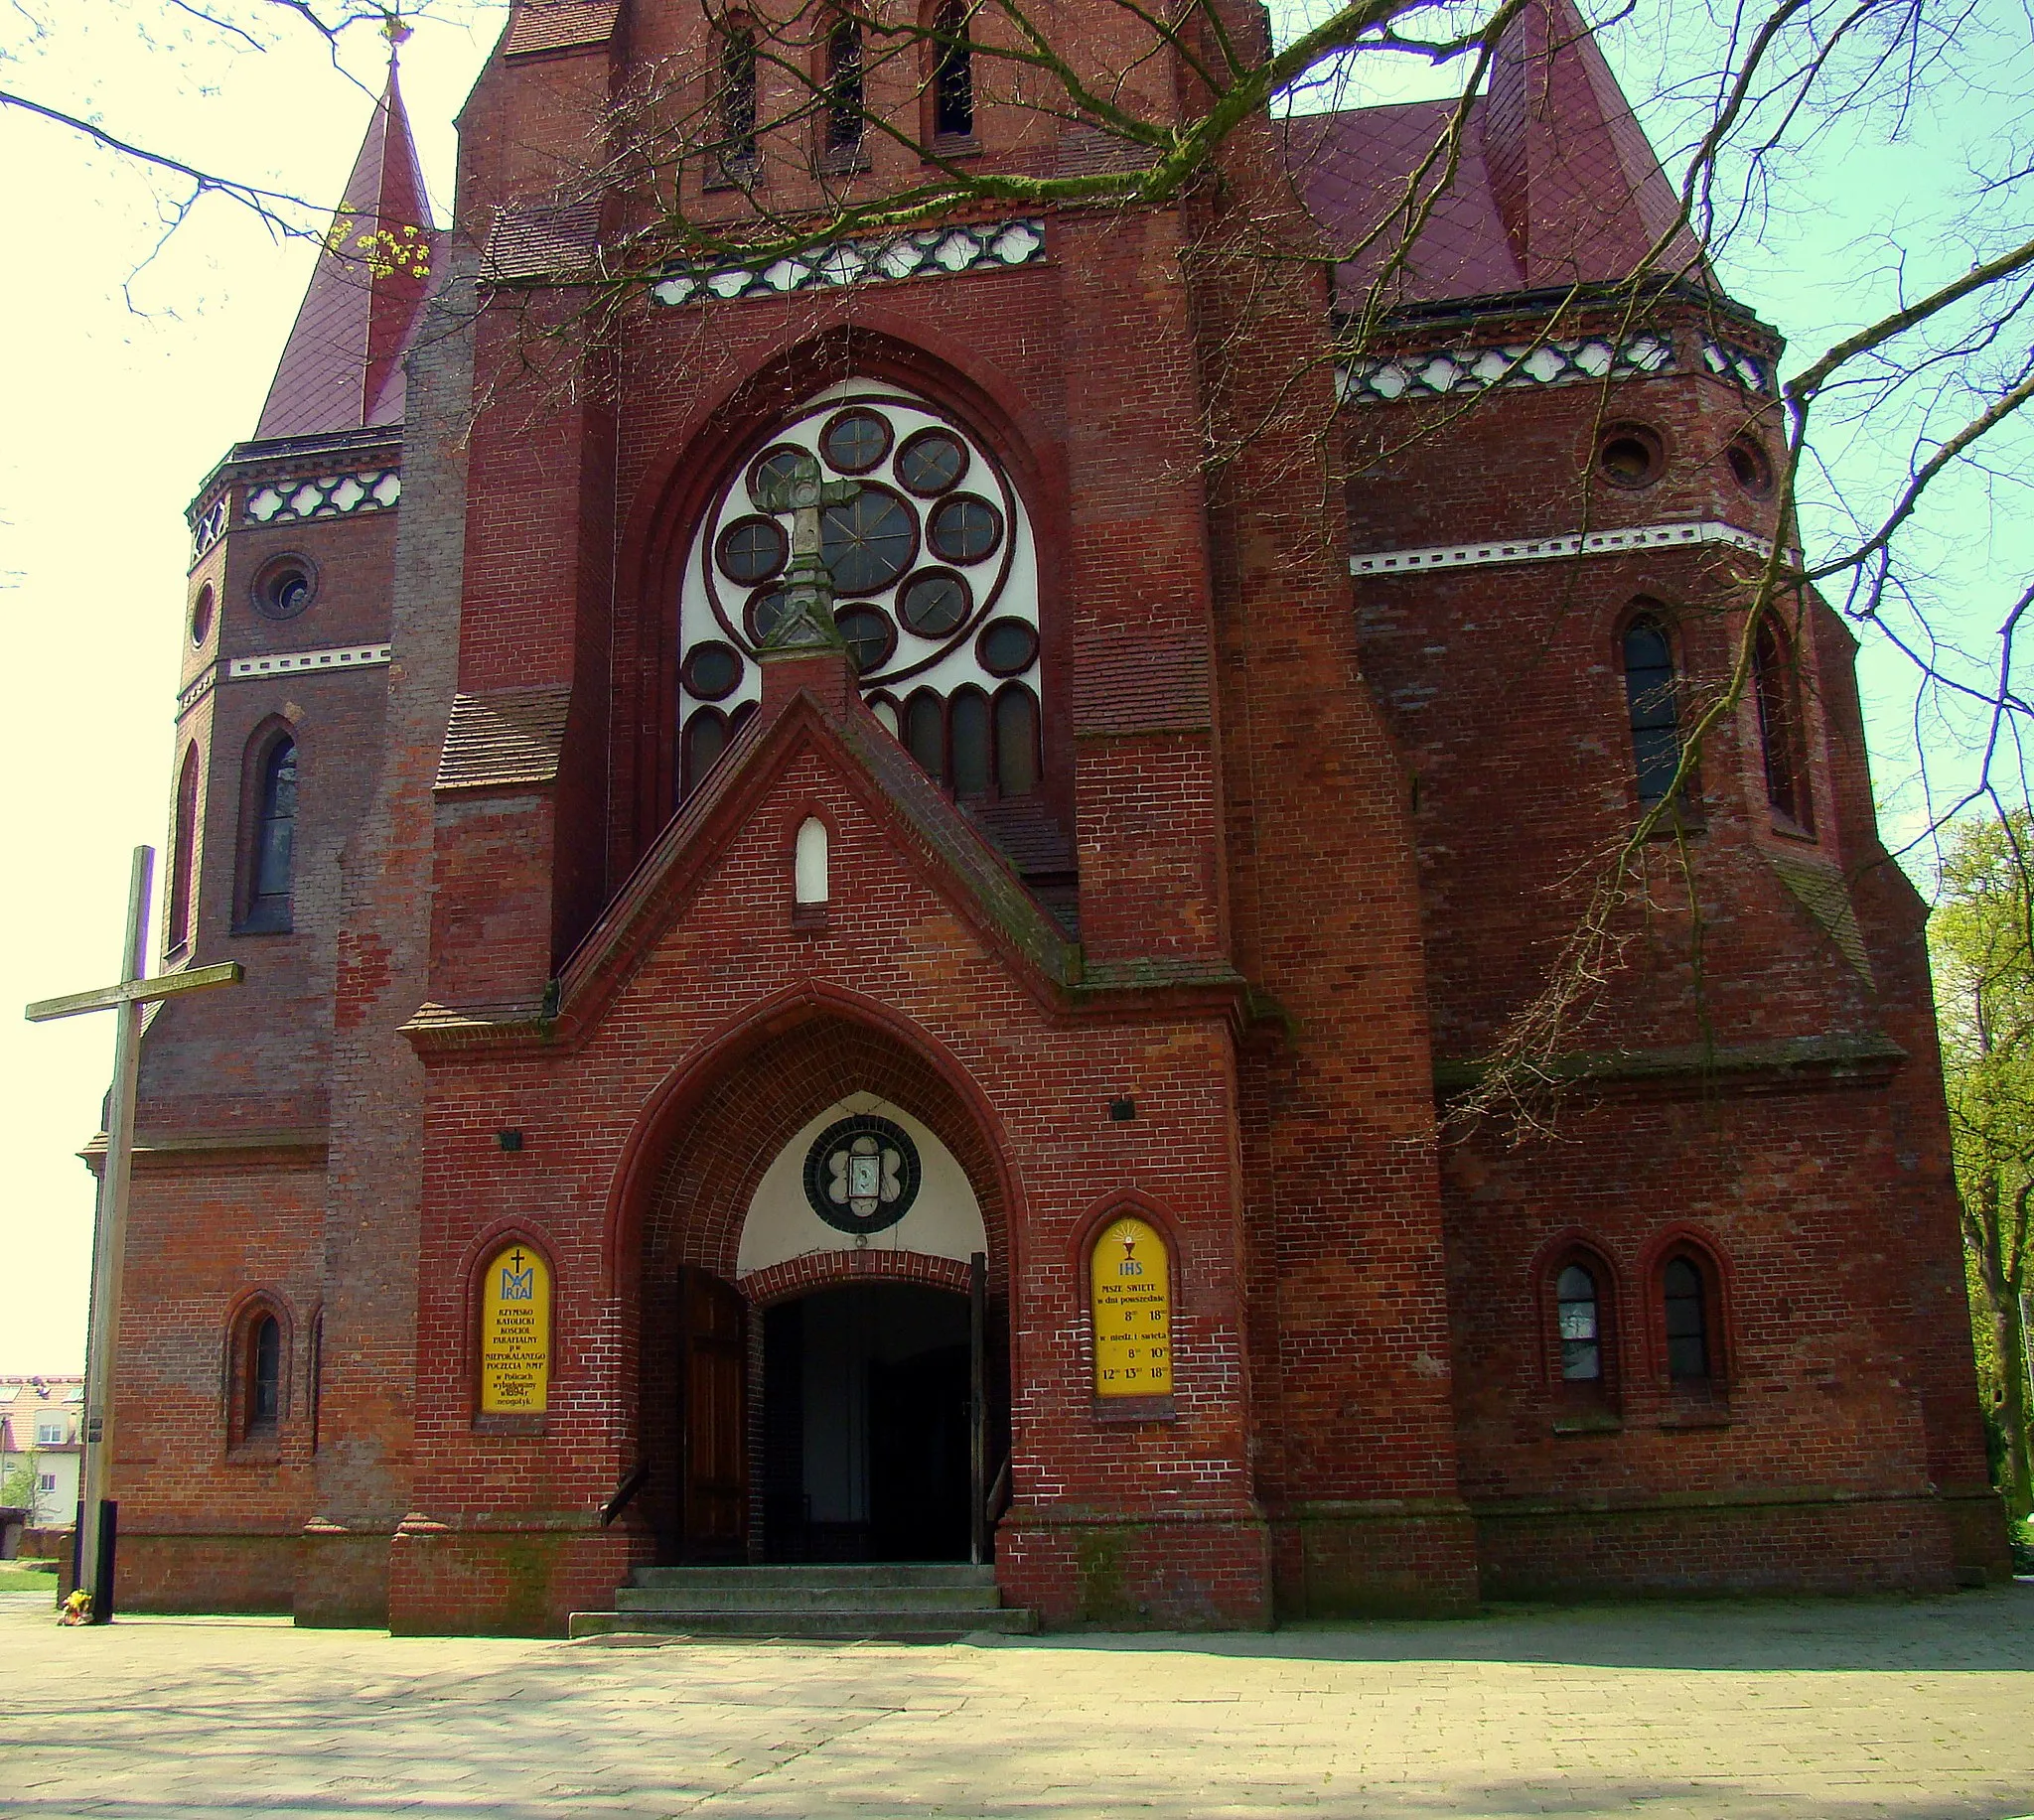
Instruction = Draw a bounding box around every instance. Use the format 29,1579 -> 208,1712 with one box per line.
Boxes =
114,0 -> 2008,1631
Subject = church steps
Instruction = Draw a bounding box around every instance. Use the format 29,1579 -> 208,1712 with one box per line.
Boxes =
570,1563 -> 1036,1638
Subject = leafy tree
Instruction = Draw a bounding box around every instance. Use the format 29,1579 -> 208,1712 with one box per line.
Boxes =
1,1451 -> 43,1515
1933,811 -> 2034,1519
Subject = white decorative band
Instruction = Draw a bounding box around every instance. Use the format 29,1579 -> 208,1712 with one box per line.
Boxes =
192,498 -> 228,560
1350,521 -> 1777,577
228,644 -> 392,679
1337,335 -> 1774,405
652,217 -> 1045,308
245,469 -> 401,526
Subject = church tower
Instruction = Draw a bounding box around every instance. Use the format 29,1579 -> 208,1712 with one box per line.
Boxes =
105,0 -> 2006,1631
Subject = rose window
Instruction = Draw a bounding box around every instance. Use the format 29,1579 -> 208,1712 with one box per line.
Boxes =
678,383 -> 1042,799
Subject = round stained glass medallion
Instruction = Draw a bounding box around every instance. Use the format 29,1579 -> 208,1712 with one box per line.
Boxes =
899,568 -> 971,637
927,492 -> 1002,564
716,514 -> 788,585
821,407 -> 893,475
834,605 -> 897,675
896,427 -> 967,496
977,616 -> 1039,677
682,640 -> 744,701
821,486 -> 917,594
802,1113 -> 922,1235
748,444 -> 807,510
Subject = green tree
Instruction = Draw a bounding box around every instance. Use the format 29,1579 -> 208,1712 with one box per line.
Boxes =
1933,811 -> 2034,1520
0,1451 -> 41,1513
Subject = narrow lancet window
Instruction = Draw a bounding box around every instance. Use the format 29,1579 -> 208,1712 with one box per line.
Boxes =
1622,614 -> 1680,805
1754,619 -> 1812,830
1556,1264 -> 1601,1381
721,20 -> 760,168
933,0 -> 973,139
824,15 -> 864,157
1664,1256 -> 1710,1380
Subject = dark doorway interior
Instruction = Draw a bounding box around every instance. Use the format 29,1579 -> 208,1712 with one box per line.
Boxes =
762,1284 -> 974,1562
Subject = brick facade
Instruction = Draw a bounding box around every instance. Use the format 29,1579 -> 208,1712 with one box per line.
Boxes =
105,0 -> 2007,1631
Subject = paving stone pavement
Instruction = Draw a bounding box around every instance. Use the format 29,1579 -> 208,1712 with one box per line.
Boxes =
5,1584 -> 2034,1819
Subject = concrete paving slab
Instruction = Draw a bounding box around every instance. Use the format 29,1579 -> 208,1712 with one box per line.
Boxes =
2,1586 -> 2032,1817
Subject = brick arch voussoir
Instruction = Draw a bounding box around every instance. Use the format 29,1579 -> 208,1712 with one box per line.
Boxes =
641,1011 -> 1009,1296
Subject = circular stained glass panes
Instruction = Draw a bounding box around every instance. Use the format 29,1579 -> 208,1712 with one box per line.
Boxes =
897,427 -> 968,496
748,444 -> 807,509
834,605 -> 897,675
821,486 -> 917,594
802,1113 -> 922,1235
746,587 -> 792,646
821,408 -> 893,475
252,553 -> 316,620
716,514 -> 788,585
899,568 -> 971,637
928,492 -> 1002,565
977,617 -> 1039,676
682,640 -> 744,701
190,583 -> 215,646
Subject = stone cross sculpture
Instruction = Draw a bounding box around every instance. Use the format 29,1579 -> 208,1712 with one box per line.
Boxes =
754,450 -> 859,651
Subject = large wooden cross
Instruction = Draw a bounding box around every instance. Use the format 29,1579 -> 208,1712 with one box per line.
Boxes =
24,845 -> 242,1620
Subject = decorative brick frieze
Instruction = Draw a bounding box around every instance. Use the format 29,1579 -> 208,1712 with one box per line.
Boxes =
244,469 -> 400,526
650,218 -> 1046,309
1336,333 -> 1776,405
226,643 -> 392,681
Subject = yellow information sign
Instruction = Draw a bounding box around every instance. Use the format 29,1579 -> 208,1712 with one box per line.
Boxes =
480,1243 -> 550,1414
1090,1215 -> 1173,1397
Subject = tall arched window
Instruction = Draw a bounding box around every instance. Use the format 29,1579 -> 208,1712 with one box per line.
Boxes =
1622,612 -> 1680,805
1556,1263 -> 1602,1381
168,742 -> 201,952
1753,618 -> 1812,830
932,0 -> 973,140
249,1315 -> 281,1432
1663,1255 -> 1711,1381
248,736 -> 297,929
905,690 -> 945,782
720,18 -> 760,172
949,686 -> 991,795
823,13 -> 864,159
993,684 -> 1040,795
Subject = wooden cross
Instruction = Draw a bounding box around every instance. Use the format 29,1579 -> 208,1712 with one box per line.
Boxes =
24,845 -> 243,1620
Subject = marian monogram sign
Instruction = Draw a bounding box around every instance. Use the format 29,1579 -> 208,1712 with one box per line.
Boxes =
1090,1216 -> 1173,1398
480,1243 -> 551,1414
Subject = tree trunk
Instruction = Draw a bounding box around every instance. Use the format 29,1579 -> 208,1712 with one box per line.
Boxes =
1996,1290 -> 2034,1520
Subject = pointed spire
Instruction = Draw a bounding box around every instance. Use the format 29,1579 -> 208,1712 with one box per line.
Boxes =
252,34 -> 437,441
1484,0 -> 1706,288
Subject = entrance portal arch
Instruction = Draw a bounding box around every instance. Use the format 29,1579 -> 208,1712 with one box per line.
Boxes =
629,1006 -> 1015,1564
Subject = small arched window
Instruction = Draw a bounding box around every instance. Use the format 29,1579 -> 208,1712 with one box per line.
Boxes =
720,18 -> 760,170
1622,613 -> 1681,805
949,686 -> 991,795
684,708 -> 730,794
1555,1263 -> 1601,1381
795,815 -> 829,907
243,735 -> 297,932
1663,1255 -> 1711,1380
168,743 -> 201,952
249,1315 -> 281,1431
993,684 -> 1040,796
932,0 -> 973,140
905,690 -> 945,781
823,13 -> 864,158
1753,618 -> 1812,831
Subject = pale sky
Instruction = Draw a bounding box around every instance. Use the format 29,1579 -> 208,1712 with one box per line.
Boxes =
1,0 -> 2027,1372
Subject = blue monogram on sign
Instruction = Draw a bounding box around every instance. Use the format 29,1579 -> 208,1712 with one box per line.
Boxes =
501,1249 -> 534,1301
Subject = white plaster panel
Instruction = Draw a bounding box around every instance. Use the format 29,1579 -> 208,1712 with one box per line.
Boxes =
736,1093 -> 987,1274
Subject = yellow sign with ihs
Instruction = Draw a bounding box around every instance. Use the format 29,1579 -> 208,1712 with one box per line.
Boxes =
480,1242 -> 551,1414
1090,1215 -> 1173,1397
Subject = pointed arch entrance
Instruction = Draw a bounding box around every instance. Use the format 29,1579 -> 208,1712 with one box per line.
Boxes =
631,1005 -> 1014,1566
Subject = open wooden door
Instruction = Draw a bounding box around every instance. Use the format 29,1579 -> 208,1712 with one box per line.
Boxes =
678,1269 -> 747,1558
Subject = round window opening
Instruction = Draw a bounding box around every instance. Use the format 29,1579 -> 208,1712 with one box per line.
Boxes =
897,427 -> 968,496
252,555 -> 316,620
1726,436 -> 1774,497
1597,426 -> 1664,489
802,1114 -> 922,1235
977,617 -> 1039,676
682,640 -> 745,701
717,515 -> 788,585
821,407 -> 892,475
928,492 -> 1003,564
748,444 -> 808,511
833,604 -> 897,675
190,583 -> 215,646
821,486 -> 918,594
900,568 -> 971,637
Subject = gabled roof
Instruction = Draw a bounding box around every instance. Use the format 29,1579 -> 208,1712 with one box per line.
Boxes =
253,59 -> 438,439
1284,0 -> 1709,314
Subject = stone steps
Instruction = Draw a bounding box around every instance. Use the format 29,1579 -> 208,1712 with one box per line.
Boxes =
568,1563 -> 1037,1641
